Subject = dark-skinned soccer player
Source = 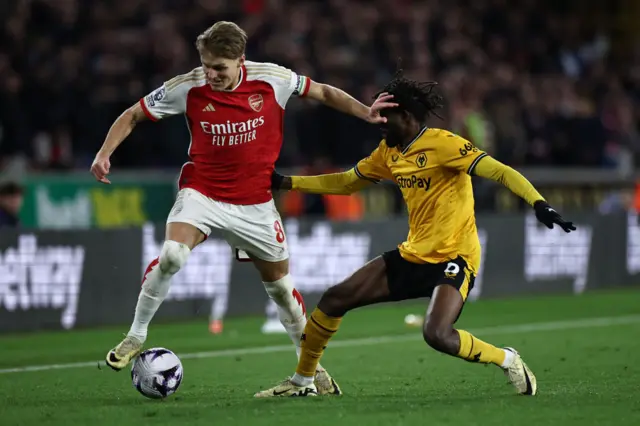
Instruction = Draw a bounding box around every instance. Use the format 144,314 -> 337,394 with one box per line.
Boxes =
255,71 -> 575,398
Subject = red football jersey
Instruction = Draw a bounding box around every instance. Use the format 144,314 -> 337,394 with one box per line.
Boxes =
139,61 -> 311,205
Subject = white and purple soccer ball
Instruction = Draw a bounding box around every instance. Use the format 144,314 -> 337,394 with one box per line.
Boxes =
131,348 -> 183,399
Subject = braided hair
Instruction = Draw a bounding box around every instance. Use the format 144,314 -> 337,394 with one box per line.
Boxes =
374,68 -> 444,124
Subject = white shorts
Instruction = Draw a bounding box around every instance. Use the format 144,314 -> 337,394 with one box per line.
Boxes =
167,188 -> 288,262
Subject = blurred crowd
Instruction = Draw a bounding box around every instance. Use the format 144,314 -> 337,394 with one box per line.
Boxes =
1,0 -> 639,174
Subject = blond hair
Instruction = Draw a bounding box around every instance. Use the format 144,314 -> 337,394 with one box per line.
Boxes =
195,21 -> 247,59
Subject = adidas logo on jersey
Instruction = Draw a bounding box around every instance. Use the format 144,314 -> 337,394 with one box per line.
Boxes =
203,103 -> 216,112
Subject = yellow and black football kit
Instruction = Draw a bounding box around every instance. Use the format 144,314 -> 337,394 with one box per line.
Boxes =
271,127 -> 543,392
291,127 -> 543,302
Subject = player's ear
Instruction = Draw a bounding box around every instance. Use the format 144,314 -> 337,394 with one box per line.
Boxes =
238,55 -> 246,67
402,110 -> 414,125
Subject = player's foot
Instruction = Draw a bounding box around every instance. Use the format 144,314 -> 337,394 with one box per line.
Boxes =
209,319 -> 223,334
502,347 -> 537,395
254,377 -> 318,398
314,369 -> 342,396
105,335 -> 143,371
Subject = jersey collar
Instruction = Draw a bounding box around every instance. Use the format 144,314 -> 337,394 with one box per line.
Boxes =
401,126 -> 428,155
225,66 -> 244,92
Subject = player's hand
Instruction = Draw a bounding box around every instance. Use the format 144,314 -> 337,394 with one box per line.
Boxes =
533,200 -> 576,233
366,92 -> 398,124
91,154 -> 112,184
271,170 -> 292,191
271,170 -> 284,190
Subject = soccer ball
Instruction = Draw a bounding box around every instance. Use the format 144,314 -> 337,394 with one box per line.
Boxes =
131,348 -> 183,399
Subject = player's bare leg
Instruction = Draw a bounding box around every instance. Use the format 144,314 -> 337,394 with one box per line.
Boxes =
208,271 -> 228,334
423,284 -> 537,395
106,222 -> 205,371
250,255 -> 339,395
255,256 -> 392,397
208,294 -> 225,334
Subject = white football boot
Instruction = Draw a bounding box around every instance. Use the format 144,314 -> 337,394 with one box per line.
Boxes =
254,377 -> 318,398
314,369 -> 342,396
503,347 -> 537,395
106,335 -> 143,371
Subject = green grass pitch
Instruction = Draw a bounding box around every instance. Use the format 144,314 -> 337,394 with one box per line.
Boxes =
1,288 -> 639,426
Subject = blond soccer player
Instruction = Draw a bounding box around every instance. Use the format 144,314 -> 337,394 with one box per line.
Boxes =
90,21 -> 396,395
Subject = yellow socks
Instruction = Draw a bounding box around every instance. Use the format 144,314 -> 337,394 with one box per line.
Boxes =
457,329 -> 507,367
293,308 -> 342,384
291,310 -> 509,389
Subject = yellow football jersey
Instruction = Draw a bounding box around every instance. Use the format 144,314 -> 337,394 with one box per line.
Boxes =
354,127 -> 487,272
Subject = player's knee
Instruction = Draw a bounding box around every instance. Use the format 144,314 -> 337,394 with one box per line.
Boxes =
422,321 -> 454,351
159,240 -> 191,274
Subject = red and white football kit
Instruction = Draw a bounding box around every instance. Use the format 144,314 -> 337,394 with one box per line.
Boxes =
139,61 -> 311,262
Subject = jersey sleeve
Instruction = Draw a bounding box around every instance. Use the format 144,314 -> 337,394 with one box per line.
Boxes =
244,61 -> 311,109
290,72 -> 311,98
139,69 -> 204,121
292,169 -> 370,195
139,84 -> 183,121
354,142 -> 394,182
437,132 -> 488,174
473,156 -> 544,206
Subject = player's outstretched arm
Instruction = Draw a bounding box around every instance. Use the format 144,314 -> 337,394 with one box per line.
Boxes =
473,156 -> 576,233
271,169 -> 372,195
90,103 -> 147,184
306,81 -> 398,124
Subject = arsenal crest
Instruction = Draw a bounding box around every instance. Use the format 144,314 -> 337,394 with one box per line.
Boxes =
248,94 -> 263,112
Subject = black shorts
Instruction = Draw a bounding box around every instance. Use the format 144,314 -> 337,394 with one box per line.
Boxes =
382,249 -> 475,302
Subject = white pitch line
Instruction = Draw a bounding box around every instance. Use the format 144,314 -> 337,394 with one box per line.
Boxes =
1,314 -> 639,375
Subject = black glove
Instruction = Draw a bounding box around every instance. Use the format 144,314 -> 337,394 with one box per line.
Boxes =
271,170 -> 285,190
533,200 -> 576,233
